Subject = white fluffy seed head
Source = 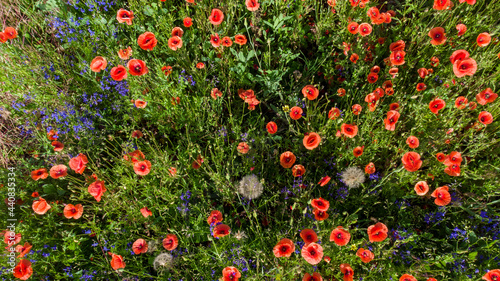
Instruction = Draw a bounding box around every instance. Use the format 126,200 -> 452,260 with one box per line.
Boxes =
237,174 -> 264,199
341,167 -> 366,188
153,252 -> 174,271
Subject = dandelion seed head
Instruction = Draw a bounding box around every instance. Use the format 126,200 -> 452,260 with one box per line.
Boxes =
341,167 -> 365,188
237,174 -> 264,199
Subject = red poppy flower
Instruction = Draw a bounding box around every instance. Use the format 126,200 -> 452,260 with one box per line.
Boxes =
456,24 -> 467,36
280,151 -> 296,168
400,274 -> 417,281
163,234 -> 178,250
292,164 -> 306,177
171,27 -> 184,37
347,22 -> 359,34
350,53 -> 359,64
389,102 -> 399,111
431,186 -> 451,206
301,242 -> 323,265
68,153 -> 88,175
273,238 -> 295,257
234,34 -> 247,45
317,176 -> 331,187
476,88 -> 497,105
303,132 -> 321,150
117,47 -> 132,60
15,242 -> 32,258
416,83 -> 427,91
414,181 -> 429,196
313,208 -> 329,221
183,17 -> 193,28
365,162 -> 376,174
123,150 -> 145,163
109,252 -> 125,270
13,259 -> 32,280
483,269 -> 500,281
210,33 -> 220,48
222,267 -> 241,281
116,9 -> 134,25
303,272 -> 323,281
429,98 -> 446,114
477,32 -> 491,47
445,164 -> 461,176
127,59 -> 148,76
417,68 -> 429,79
290,106 -> 303,120
0,32 -> 6,43
371,66 -> 381,75
3,231 -> 21,245
428,27 -> 446,45
47,129 -> 58,140
88,180 -> 106,202
266,121 -> 278,134
137,32 -> 157,51
63,204 -> 83,219
453,57 -> 477,77
401,152 -> 422,172
384,110 -> 400,131
444,151 -> 462,166
436,153 -> 446,162
389,67 -> 399,78
4,27 -> 17,39
328,107 -> 341,119
131,238 -> 148,255
406,136 -> 419,148
352,104 -> 362,115
213,224 -> 231,238
31,168 -> 48,181
134,160 -> 152,176
246,0 -> 260,11
356,248 -> 374,263
237,142 -> 250,154
90,56 -> 107,72
449,50 -> 470,65
478,111 -> 493,125
221,36 -> 232,47
469,101 -> 477,110
33,197 -> 51,215
341,124 -> 358,138
433,0 -> 451,10
338,88 -> 346,96
50,164 -> 68,179
367,222 -> 388,242
300,229 -> 318,245
302,85 -> 319,100
455,96 -> 468,109
340,263 -> 354,281
330,226 -> 351,246
140,207 -> 153,217
367,72 -> 378,83
353,146 -> 364,157
358,23 -> 372,36
207,210 -> 223,225
162,65 -> 172,75
192,155 -> 204,170
109,65 -> 127,81
168,36 -> 183,51
311,197 -> 329,211
210,88 -> 222,99
209,9 -> 224,25
389,40 -> 405,52
390,51 -> 406,66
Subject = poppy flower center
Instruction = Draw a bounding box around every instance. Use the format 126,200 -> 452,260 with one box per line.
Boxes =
121,13 -> 129,18
485,93 -> 490,99
71,208 -> 76,213
362,252 -> 367,257
310,250 -> 316,256
281,246 -> 288,252
438,193 -> 442,198
37,171 -> 42,175
337,233 -> 342,239
461,64 -> 467,69
135,65 -> 141,72
307,235 -> 312,240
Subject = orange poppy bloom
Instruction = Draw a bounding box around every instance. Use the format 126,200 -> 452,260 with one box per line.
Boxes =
32,197 -> 51,215
367,222 -> 388,242
137,32 -> 157,51
477,32 -> 491,47
209,9 -> 224,25
429,98 -> 446,114
350,53 -> 359,64
431,186 -> 451,206
341,123 -> 358,138
371,66 -> 381,74
4,27 -> 17,39
400,274 -> 417,281
436,153 -> 446,162
390,51 -> 405,66
69,153 -> 88,174
31,168 -> 48,181
234,34 -> 247,45
389,102 -> 399,111
301,242 -> 323,265
402,152 -> 422,172
358,23 -> 372,36
222,267 -> 241,281
51,141 -> 64,151
353,146 -> 364,157
63,204 -> 83,219
15,242 -> 32,258
221,36 -> 232,47
163,233 -> 178,250
478,111 -> 493,125
210,33 -> 220,48
365,162 -> 376,174
303,132 -> 321,150
134,160 -> 152,176
352,104 -> 362,115
483,269 -> 500,281
328,107 -> 341,119
171,27 -> 184,38
347,22 -> 359,34
313,208 -> 329,221
418,68 -> 429,79
365,93 -> 378,111
168,36 -> 183,51
88,180 -> 106,202
292,164 -> 306,177
330,226 -> 351,246
406,136 -> 419,148
13,260 -> 32,280
210,88 -> 222,99
0,32 -> 6,43
340,263 -> 354,281
280,151 -> 296,168
131,130 -> 143,138
192,155 -> 204,169
118,47 -> 132,60
123,150 -> 145,163
132,238 -> 148,254
476,88 -> 497,105
456,24 -> 467,36
444,164 -> 461,176
90,56 -> 107,72
302,85 -> 319,100
290,106 -> 303,120
455,96 -> 468,109
116,9 -> 134,25
31,191 -> 39,197
367,72 -> 378,83
444,151 -> 462,166
49,164 -> 68,179
389,40 -> 405,52
246,0 -> 260,11
311,197 -> 329,211
273,238 -> 295,257
127,59 -> 148,76
414,181 -> 429,196
237,142 -> 250,154
384,110 -> 400,131
266,121 -> 278,134
109,252 -> 125,270
428,27 -> 446,45
433,0 -> 451,10
47,129 -> 58,140
110,65 -> 127,81
134,99 -> 147,108
213,224 -> 231,238
207,210 -> 223,225
140,207 -> 153,217
453,57 -> 477,77
303,272 -> 323,281
337,88 -> 346,96
416,83 -> 426,91
183,17 -> 193,28
356,248 -> 374,263
162,65 -> 172,75
301,229 -> 318,245
449,50 -> 469,64
469,101 -> 477,110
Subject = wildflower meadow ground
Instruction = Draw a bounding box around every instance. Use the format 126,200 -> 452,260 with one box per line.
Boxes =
0,0 -> 499,280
